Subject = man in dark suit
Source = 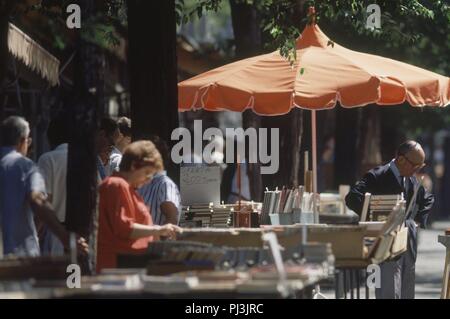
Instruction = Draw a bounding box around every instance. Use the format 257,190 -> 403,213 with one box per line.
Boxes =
346,140 -> 434,299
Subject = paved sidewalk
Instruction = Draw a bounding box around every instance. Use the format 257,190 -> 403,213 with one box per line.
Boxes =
414,222 -> 449,299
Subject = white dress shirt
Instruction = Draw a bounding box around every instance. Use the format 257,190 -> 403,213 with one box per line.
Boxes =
38,144 -> 68,222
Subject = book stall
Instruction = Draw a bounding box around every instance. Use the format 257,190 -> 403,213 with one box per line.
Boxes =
0,165 -> 330,299
0,162 -> 410,300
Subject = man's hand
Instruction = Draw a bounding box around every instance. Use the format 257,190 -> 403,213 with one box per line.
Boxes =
76,236 -> 89,256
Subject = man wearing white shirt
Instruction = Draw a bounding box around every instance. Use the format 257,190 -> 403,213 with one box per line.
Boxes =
105,117 -> 132,175
38,117 -> 69,255
96,118 -> 120,182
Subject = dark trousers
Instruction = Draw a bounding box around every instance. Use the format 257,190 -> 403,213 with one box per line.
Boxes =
375,248 -> 415,299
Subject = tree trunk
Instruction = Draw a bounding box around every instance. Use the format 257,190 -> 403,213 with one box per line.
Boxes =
229,0 -> 262,59
334,106 -> 359,187
229,0 -> 263,201
356,105 -> 381,175
127,0 -> 179,185
261,109 -> 303,190
380,107 -> 404,162
335,106 -> 381,187
260,1 -> 306,191
65,0 -> 105,273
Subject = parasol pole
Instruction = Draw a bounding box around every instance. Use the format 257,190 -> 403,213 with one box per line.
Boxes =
311,110 -> 318,223
237,153 -> 241,214
306,6 -> 319,223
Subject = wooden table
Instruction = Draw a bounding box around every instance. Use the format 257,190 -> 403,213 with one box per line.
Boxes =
0,273 -> 329,299
438,234 -> 450,299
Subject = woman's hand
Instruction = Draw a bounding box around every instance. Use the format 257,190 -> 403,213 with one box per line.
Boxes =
130,223 -> 182,240
158,223 -> 182,239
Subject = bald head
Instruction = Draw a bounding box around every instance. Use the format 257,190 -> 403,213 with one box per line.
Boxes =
395,140 -> 425,177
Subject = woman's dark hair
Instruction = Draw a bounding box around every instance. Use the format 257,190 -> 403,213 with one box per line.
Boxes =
117,117 -> 131,137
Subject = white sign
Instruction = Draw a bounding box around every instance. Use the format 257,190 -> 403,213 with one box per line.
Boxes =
180,166 -> 221,206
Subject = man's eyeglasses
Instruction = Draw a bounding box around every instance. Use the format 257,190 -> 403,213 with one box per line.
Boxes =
402,154 -> 425,171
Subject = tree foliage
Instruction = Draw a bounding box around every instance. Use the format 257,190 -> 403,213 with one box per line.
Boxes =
6,0 -> 127,50
179,0 -> 449,63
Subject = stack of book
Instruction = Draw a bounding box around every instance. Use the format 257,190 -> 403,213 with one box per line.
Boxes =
180,204 -> 233,228
82,274 -> 142,291
369,194 -> 403,222
144,241 -> 227,275
141,275 -> 199,294
261,186 -> 315,224
180,205 -> 212,228
210,206 -> 233,228
147,241 -> 226,264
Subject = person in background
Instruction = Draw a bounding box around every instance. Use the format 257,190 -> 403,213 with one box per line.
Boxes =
221,139 -> 261,204
138,135 -> 181,225
108,117 -> 132,174
97,140 -> 181,271
37,114 -> 69,255
96,118 -> 120,182
115,117 -> 132,153
0,116 -> 88,257
346,140 -> 434,299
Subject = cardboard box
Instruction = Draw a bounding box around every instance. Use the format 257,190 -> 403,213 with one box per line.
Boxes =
306,225 -> 366,259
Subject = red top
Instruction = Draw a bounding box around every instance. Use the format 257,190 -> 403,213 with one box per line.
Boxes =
96,175 -> 154,272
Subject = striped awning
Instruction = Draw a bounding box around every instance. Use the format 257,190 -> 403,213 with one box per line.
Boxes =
7,23 -> 60,86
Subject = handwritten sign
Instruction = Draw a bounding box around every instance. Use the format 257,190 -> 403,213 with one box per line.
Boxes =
180,166 -> 221,205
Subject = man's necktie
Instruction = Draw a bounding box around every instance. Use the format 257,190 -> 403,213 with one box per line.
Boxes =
400,176 -> 407,200
401,176 -> 412,205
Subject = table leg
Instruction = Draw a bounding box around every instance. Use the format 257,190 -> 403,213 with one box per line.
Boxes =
442,250 -> 450,299
350,270 -> 354,299
365,270 -> 369,299
356,270 -> 360,299
335,271 -> 340,299
343,269 -> 347,299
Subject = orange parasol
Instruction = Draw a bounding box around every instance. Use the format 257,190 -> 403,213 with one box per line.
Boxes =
178,7 -> 450,215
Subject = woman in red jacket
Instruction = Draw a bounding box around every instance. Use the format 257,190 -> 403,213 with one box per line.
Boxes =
96,140 -> 181,272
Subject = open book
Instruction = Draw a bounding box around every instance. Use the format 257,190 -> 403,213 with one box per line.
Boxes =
367,201 -> 407,263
